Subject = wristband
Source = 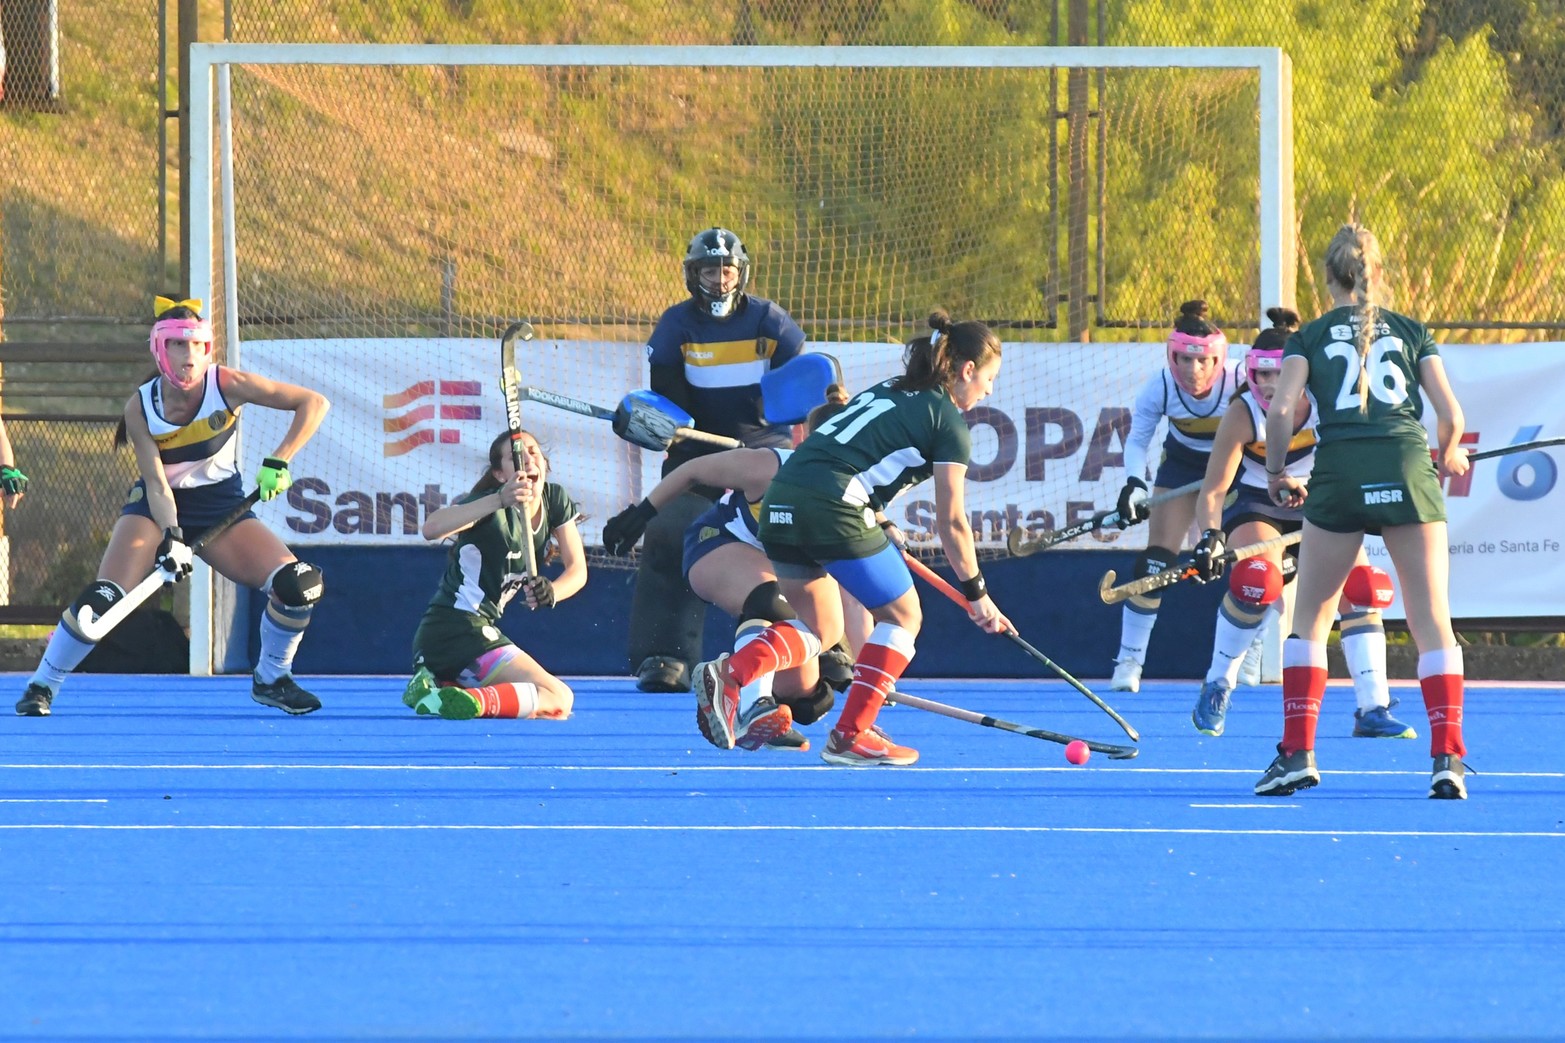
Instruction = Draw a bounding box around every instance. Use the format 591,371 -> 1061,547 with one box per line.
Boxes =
958,572 -> 988,601
1265,466 -> 1286,477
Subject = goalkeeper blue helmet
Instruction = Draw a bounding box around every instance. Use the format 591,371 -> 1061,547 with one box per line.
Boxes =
684,227 -> 751,318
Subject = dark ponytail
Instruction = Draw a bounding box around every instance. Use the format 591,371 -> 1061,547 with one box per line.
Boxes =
891,309 -> 1002,393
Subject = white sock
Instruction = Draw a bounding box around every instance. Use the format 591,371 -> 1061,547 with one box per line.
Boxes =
30,622 -> 97,693
1341,619 -> 1390,712
1117,606 -> 1157,664
1207,613 -> 1261,687
256,602 -> 311,684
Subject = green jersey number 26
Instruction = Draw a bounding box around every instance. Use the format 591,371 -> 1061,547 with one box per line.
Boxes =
1324,329 -> 1410,411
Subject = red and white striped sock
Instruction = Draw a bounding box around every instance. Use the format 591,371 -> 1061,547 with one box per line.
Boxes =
470,682 -> 539,719
725,620 -> 821,688
1280,637 -> 1326,755
835,622 -> 916,736
1418,647 -> 1466,757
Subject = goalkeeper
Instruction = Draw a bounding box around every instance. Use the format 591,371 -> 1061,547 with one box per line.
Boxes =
626,227 -> 805,694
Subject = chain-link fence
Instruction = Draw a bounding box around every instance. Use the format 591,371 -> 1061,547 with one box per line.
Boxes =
2,0 -> 1565,617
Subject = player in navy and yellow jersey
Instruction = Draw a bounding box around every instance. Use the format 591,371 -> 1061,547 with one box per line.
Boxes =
1109,299 -> 1247,693
16,298 -> 330,717
627,227 -> 807,694
402,430 -> 586,721
692,310 -> 1011,767
1255,223 -> 1470,799
1187,308 -> 1411,740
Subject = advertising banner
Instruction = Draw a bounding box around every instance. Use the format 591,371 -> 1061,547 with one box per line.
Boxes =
241,338 -> 1564,619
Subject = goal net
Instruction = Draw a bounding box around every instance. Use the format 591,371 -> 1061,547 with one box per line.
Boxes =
187,44 -> 1292,666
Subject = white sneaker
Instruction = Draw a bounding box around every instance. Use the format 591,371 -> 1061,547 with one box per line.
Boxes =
1110,658 -> 1142,693
1238,639 -> 1264,686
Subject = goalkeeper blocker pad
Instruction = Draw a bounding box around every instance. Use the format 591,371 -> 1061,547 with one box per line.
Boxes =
762,353 -> 843,425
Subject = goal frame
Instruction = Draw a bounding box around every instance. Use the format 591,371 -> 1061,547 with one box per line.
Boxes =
184,43 -> 1295,676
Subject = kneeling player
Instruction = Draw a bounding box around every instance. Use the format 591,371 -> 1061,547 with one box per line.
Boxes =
404,430 -> 585,720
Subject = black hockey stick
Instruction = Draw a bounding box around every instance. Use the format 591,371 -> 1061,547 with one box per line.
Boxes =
902,549 -> 1140,743
1468,437 -> 1565,462
883,689 -> 1139,759
1097,530 -> 1302,605
1007,478 -> 1203,558
74,489 -> 265,642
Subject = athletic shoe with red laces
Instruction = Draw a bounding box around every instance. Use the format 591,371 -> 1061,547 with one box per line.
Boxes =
819,724 -> 919,767
734,697 -> 794,751
692,655 -> 738,750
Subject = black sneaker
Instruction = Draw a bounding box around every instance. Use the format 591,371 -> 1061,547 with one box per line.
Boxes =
1429,753 -> 1468,800
15,683 -> 54,717
636,656 -> 690,693
1254,743 -> 1319,796
251,672 -> 322,715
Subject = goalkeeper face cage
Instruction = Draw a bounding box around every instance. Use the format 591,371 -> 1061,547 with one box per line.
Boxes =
683,227 -> 751,318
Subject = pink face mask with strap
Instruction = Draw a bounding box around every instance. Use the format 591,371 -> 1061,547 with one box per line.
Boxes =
1246,347 -> 1285,410
151,316 -> 214,390
1166,328 -> 1228,395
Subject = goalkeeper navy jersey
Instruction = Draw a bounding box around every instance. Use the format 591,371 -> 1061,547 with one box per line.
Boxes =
645,294 -> 804,467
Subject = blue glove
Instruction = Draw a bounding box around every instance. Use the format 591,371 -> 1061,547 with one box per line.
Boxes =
256,457 -> 291,502
0,465 -> 27,496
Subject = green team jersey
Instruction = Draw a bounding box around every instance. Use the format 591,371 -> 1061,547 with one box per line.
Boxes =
1285,305 -> 1438,446
422,481 -> 580,623
776,379 -> 972,508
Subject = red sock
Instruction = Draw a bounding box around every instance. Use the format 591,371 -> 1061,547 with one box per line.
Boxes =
1280,638 -> 1325,755
835,624 -> 915,736
726,620 -> 821,687
1418,648 -> 1466,757
472,683 -> 536,719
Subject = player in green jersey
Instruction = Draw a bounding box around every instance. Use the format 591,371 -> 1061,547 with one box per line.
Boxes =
694,310 -> 1013,767
404,430 -> 586,720
1255,223 -> 1471,799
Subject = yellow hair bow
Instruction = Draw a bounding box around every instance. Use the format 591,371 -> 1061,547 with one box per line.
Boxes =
154,296 -> 204,318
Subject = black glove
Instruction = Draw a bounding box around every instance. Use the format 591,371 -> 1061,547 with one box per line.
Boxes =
156,526 -> 194,581
1114,477 -> 1150,529
602,498 -> 658,556
524,574 -> 556,610
1193,528 -> 1227,583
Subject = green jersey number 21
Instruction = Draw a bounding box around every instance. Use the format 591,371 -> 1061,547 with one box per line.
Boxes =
814,390 -> 896,444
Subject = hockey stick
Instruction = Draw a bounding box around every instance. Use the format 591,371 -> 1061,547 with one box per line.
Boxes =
496,327 -> 741,453
1097,530 -> 1302,606
901,549 -> 1140,742
883,688 -> 1139,760
1467,437 -> 1565,462
74,489 -> 264,643
1007,478 -> 1204,558
499,320 -> 540,578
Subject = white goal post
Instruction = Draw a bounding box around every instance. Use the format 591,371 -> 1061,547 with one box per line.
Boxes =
184,43 -> 1294,676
